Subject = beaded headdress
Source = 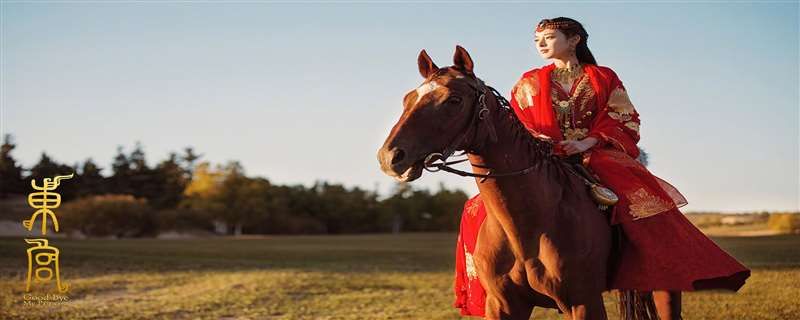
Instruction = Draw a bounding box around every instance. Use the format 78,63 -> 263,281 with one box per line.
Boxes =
535,19 -> 579,33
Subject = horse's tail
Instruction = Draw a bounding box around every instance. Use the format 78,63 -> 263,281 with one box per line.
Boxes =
618,290 -> 659,320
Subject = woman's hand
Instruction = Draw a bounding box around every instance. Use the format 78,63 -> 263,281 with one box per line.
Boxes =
558,137 -> 598,156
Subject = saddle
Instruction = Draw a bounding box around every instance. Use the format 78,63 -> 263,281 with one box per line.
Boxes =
563,154 -> 618,211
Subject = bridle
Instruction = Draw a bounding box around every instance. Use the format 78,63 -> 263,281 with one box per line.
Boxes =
422,76 -> 542,183
418,72 -> 616,207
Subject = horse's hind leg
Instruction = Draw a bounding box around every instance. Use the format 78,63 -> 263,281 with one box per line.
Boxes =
653,290 -> 682,320
561,294 -> 607,320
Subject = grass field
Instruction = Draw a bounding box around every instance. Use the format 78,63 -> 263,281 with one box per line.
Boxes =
0,233 -> 798,319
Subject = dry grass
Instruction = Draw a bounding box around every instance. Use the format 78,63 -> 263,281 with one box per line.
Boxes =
0,233 -> 797,319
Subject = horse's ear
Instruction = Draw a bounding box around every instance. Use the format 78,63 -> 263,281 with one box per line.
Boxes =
418,49 -> 438,79
453,45 -> 474,74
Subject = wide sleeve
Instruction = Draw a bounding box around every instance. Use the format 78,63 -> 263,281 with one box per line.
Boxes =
509,74 -> 538,131
586,70 -> 641,159
509,72 -> 559,142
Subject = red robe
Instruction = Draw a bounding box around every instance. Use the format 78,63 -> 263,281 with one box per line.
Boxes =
454,63 -> 750,317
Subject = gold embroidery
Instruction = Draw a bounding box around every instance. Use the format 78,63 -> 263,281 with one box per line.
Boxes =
607,86 -> 636,115
626,187 -> 673,220
564,127 -> 588,140
624,121 -> 640,134
464,244 -> 478,281
550,89 -> 567,122
466,199 -> 481,217
513,77 -> 538,110
608,111 -> 632,122
551,76 -> 595,139
573,77 -> 594,112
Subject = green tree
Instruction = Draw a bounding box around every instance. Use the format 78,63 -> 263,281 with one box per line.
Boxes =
128,141 -> 159,202
429,182 -> 469,231
310,181 -> 381,234
150,152 -> 189,209
182,161 -> 270,235
216,161 -> 265,235
251,184 -> 325,234
75,158 -> 106,198
181,147 -> 202,181
637,146 -> 649,167
0,134 -> 26,197
110,145 -> 132,195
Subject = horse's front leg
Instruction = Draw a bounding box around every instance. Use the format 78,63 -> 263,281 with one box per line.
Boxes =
474,215 -> 534,320
483,278 -> 535,320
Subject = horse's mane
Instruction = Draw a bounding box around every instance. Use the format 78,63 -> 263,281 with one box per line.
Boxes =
433,67 -> 560,166
432,67 -> 576,190
484,83 -> 582,191
480,80 -> 556,163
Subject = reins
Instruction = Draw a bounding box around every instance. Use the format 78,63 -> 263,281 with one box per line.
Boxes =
422,78 -> 541,183
421,76 -> 600,188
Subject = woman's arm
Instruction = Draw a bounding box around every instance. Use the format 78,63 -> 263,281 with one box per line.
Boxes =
586,69 -> 641,159
509,73 -> 539,131
583,136 -> 599,147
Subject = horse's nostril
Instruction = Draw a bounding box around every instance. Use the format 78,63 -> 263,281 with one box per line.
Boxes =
392,148 -> 406,165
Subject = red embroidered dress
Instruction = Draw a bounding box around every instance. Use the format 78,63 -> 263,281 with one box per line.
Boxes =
453,63 -> 750,317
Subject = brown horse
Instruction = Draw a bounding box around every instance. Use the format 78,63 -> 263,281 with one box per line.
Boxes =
378,46 -> 623,319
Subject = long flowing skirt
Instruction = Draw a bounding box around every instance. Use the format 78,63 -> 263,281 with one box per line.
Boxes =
453,193 -> 751,317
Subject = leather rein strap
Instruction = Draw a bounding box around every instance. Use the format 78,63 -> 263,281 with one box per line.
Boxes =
421,77 -> 599,187
422,78 -> 540,183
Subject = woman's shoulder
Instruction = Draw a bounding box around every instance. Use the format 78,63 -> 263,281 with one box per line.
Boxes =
511,66 -> 540,90
588,64 -> 621,80
513,64 -> 548,88
517,62 -> 553,78
519,67 -> 540,79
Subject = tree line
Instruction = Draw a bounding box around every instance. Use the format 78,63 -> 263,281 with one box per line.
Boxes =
0,134 -> 469,237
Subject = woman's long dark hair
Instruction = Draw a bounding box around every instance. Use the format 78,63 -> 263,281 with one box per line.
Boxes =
537,17 -> 597,65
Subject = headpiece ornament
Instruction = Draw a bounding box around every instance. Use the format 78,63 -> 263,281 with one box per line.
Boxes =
536,20 -> 579,33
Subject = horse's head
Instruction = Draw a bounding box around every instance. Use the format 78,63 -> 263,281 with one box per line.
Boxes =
378,45 -> 489,182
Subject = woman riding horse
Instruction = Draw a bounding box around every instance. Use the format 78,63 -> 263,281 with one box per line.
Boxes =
454,17 -> 751,319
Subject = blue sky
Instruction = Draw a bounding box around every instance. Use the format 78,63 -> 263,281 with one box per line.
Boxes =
2,2 -> 797,213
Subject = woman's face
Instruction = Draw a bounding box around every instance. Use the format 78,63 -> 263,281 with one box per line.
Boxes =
534,28 -> 580,60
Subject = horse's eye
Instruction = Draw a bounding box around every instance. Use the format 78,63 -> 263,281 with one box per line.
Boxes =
447,96 -> 462,105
